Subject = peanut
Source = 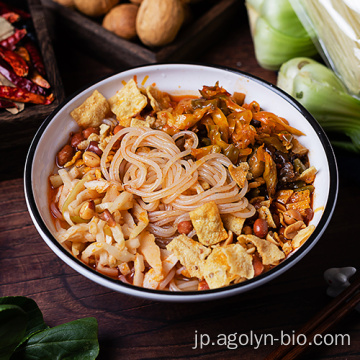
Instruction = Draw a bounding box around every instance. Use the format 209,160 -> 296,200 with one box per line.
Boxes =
243,225 -> 253,235
253,254 -> 264,276
99,209 -> 116,227
177,220 -> 193,235
79,200 -> 95,220
283,209 -> 302,225
88,141 -> 103,156
71,132 -> 84,148
83,151 -> 101,167
253,218 -> 268,238
113,125 -> 125,134
284,221 -> 305,239
82,127 -> 99,139
57,144 -> 74,167
303,208 -> 314,223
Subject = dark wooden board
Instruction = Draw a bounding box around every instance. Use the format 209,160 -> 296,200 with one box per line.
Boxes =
42,0 -> 241,69
0,0 -> 65,150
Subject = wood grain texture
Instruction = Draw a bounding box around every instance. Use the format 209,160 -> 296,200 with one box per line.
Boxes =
1,3 -> 359,359
0,0 -> 65,150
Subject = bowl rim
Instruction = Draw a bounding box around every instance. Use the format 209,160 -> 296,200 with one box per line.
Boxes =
24,63 -> 338,302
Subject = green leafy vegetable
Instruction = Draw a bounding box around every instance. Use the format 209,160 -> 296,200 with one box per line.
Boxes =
0,305 -> 27,360
245,0 -> 318,70
0,296 -> 99,360
13,318 -> 99,360
0,297 -> 48,343
277,57 -> 360,152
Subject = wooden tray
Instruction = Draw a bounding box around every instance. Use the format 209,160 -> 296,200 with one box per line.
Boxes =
0,0 -> 65,150
42,0 -> 241,69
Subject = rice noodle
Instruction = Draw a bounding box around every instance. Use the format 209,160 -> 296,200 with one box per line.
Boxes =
50,202 -> 63,220
176,279 -> 199,291
158,268 -> 176,290
100,127 -> 255,239
169,279 -> 181,292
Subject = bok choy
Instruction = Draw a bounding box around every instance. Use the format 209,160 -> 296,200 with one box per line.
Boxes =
277,57 -> 360,152
245,0 -> 318,70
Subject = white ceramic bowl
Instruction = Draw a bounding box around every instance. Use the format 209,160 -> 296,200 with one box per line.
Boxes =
24,64 -> 338,302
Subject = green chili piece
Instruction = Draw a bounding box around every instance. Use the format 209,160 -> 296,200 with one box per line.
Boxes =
294,185 -> 315,193
262,136 -> 287,152
290,180 -> 307,189
293,158 -> 307,174
191,98 -> 218,110
70,215 -> 90,224
61,173 -> 95,214
223,144 -> 240,164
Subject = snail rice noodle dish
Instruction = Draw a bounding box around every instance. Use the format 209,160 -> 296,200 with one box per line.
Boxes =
49,79 -> 317,292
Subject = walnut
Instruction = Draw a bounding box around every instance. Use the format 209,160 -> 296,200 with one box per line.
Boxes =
136,0 -> 184,47
74,0 -> 119,17
102,4 -> 139,40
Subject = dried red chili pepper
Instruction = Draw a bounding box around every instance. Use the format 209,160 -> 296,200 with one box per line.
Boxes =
30,69 -> 50,89
0,58 -> 46,95
0,2 -> 12,15
0,98 -> 16,108
0,28 -> 27,51
24,40 -> 45,77
14,47 -> 50,89
14,46 -> 30,62
0,2 -> 30,19
0,45 -> 29,77
1,12 -> 20,23
0,85 -> 54,105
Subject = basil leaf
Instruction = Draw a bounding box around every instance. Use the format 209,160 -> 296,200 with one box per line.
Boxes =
0,304 -> 27,360
12,317 -> 99,360
0,297 -> 48,344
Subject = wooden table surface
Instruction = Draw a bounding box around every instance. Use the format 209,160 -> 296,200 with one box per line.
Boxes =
1,3 -> 359,359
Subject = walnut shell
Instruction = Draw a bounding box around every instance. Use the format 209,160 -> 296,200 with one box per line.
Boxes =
102,4 -> 138,40
74,0 -> 119,17
136,0 -> 184,47
52,0 -> 75,7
